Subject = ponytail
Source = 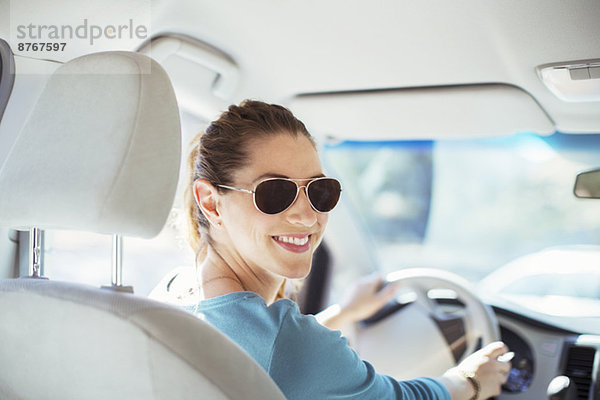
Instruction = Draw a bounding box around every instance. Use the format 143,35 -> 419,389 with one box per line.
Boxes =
184,132 -> 208,262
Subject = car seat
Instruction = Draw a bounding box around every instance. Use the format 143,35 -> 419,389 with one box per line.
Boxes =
0,47 -> 285,400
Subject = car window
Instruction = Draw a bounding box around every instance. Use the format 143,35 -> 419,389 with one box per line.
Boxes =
43,222 -> 193,296
322,132 -> 600,315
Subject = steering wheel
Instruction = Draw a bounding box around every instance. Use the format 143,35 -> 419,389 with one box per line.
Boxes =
351,268 -> 500,380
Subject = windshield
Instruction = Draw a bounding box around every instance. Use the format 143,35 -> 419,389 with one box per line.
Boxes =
322,132 -> 600,317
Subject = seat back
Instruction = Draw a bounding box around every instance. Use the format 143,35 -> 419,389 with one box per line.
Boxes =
0,50 -> 285,400
0,279 -> 285,399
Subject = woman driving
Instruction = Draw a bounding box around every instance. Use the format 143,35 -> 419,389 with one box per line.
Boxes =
186,99 -> 511,399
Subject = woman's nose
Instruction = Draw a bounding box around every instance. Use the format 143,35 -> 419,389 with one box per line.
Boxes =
285,188 -> 317,226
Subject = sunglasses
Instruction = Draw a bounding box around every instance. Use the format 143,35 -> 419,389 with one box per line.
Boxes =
217,177 -> 342,215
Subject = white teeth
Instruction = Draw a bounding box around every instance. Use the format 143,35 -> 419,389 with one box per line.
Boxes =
275,235 -> 309,246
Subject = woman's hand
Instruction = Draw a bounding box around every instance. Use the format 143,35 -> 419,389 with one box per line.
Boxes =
439,341 -> 512,400
338,274 -> 400,322
316,274 -> 399,331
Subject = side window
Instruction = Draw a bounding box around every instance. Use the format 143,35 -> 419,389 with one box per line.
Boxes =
323,140 -> 433,248
44,223 -> 193,296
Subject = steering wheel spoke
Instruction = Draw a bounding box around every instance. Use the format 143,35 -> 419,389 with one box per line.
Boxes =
413,286 -> 447,321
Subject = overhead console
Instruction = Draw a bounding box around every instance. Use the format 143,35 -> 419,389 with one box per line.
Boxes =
288,84 -> 555,140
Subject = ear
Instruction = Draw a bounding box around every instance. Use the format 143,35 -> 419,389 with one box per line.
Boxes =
193,179 -> 222,227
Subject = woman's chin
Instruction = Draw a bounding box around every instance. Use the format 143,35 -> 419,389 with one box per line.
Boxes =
278,261 -> 312,280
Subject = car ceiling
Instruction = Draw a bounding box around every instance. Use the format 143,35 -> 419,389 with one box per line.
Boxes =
2,0 -> 600,139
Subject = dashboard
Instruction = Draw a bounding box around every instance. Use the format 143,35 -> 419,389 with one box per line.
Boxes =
353,297 -> 599,400
494,307 -> 599,400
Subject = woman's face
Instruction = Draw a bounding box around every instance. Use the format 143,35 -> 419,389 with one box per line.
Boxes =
218,133 -> 328,280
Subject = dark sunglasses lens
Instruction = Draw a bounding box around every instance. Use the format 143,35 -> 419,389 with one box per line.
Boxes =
308,178 -> 341,212
254,179 -> 298,214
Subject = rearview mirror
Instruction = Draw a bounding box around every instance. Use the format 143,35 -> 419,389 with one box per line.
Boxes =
574,168 -> 600,199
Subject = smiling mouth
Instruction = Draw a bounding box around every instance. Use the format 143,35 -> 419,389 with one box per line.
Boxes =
272,234 -> 311,253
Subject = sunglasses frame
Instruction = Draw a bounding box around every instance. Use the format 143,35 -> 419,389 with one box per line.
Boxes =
217,177 -> 342,215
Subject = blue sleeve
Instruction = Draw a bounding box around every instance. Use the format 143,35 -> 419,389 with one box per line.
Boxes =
267,301 -> 451,400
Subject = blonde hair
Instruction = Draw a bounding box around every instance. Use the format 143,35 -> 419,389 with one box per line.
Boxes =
185,100 -> 315,300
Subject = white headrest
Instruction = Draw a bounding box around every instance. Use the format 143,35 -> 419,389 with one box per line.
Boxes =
0,51 -> 181,238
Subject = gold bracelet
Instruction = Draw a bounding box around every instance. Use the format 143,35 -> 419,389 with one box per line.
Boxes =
462,371 -> 480,400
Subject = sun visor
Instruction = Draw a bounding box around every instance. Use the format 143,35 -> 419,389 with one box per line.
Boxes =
289,84 -> 555,140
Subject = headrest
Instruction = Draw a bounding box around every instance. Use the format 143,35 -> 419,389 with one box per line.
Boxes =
0,51 -> 181,238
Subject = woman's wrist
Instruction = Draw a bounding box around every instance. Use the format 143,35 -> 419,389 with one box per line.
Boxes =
461,370 -> 480,400
438,368 -> 477,400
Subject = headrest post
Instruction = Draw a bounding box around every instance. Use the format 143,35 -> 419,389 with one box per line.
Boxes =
26,228 -> 47,279
112,234 -> 123,287
102,234 -> 133,293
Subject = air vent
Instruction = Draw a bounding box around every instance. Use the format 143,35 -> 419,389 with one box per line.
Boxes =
564,345 -> 595,400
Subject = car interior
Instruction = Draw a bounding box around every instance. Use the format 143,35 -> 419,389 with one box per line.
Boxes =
0,1 -> 599,399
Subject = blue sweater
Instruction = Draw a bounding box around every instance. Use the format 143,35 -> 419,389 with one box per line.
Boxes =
190,292 -> 450,400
